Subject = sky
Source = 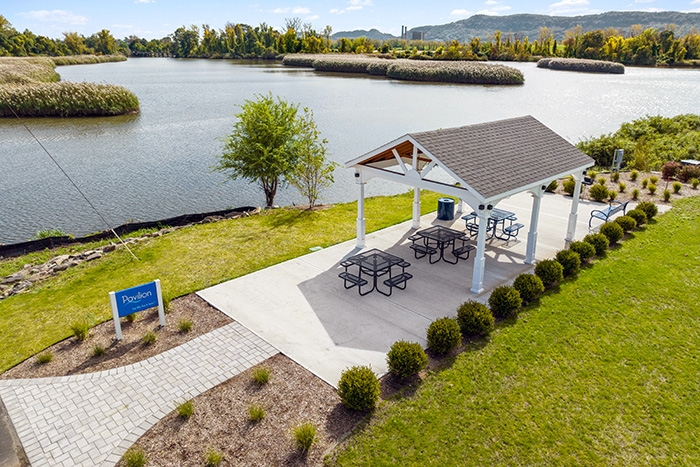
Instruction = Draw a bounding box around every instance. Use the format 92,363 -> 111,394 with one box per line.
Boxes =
3,1 -> 700,40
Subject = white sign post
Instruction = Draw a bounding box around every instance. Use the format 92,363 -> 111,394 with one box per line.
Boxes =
109,279 -> 165,340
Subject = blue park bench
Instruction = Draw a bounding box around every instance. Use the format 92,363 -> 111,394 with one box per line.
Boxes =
589,200 -> 630,228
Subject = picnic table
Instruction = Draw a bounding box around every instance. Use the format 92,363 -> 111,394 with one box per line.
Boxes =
338,248 -> 412,296
462,208 -> 524,241
410,225 -> 475,264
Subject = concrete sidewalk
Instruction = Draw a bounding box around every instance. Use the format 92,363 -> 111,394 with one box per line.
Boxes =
198,192 -> 613,387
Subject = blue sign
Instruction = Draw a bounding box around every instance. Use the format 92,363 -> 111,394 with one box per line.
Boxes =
114,281 -> 159,317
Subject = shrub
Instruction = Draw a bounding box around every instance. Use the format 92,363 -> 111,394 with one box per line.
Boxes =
535,259 -> 564,288
618,182 -> 626,193
456,300 -> 495,335
33,228 -> 69,239
583,233 -> 610,256
555,249 -> 581,277
125,312 -> 139,323
587,169 -> 598,179
614,215 -> 637,232
569,240 -> 596,262
588,184 -> 609,202
512,273 -> 545,303
123,447 -> 147,467
248,404 -> 266,422
70,319 -> 90,341
205,449 -> 224,467
678,165 -> 700,182
252,366 -> 271,385
177,400 -> 194,419
648,183 -> 657,195
562,177 -> 576,195
636,201 -> 658,219
546,180 -> 558,192
672,181 -> 682,194
631,188 -> 640,200
641,179 -> 649,189
488,285 -> 522,318
386,340 -> 428,378
599,222 -> 624,244
611,171 -> 620,182
663,189 -> 671,202
386,60 -> 524,85
692,178 -> 700,189
337,365 -> 380,411
597,176 -> 607,186
627,209 -> 647,226
537,57 -> 625,74
292,422 -> 317,453
92,345 -> 105,357
142,331 -> 157,345
630,170 -> 639,181
427,317 -> 462,354
661,161 -> 681,179
608,190 -> 617,202
177,318 -> 193,333
649,175 -> 659,184
36,352 -> 53,364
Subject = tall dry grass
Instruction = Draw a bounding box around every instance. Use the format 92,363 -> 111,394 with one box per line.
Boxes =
537,57 -> 625,74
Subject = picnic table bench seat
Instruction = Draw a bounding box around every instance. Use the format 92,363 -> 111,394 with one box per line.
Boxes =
589,200 -> 629,227
452,243 -> 476,260
338,271 -> 368,289
383,272 -> 413,292
410,243 -> 438,258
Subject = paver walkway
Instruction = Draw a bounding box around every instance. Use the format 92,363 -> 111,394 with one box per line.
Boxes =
0,321 -> 277,467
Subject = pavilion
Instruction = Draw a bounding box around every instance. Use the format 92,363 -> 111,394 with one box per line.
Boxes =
344,115 -> 595,294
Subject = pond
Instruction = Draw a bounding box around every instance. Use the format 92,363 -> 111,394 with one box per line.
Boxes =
1,58 -> 699,244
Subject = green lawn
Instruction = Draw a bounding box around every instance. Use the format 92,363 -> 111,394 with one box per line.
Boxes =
334,196 -> 700,466
0,191 -> 444,372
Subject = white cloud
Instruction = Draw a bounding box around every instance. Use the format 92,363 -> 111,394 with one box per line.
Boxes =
633,0 -> 654,3
349,0 -> 373,5
331,0 -> 372,14
548,0 -> 595,15
451,9 -> 472,16
134,0 -> 155,4
308,14 -> 319,20
477,5 -> 512,15
691,0 -> 700,3
329,8 -> 344,14
18,10 -> 89,25
272,6 -> 310,14
485,0 -> 499,4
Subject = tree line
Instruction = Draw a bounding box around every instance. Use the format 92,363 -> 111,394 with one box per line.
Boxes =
2,14 -> 700,66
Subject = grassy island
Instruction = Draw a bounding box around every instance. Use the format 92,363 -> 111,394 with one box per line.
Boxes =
537,57 -> 625,74
283,54 -> 524,85
0,55 -> 138,117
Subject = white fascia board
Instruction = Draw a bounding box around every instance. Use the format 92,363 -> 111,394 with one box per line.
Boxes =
344,134 -> 411,168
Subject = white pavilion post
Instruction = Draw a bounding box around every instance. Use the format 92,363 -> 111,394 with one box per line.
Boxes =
456,198 -> 464,214
566,174 -> 583,244
525,187 -> 544,264
412,186 -> 421,229
356,174 -> 366,248
470,208 -> 491,294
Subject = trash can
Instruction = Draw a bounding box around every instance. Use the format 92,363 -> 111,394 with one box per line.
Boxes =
437,198 -> 455,221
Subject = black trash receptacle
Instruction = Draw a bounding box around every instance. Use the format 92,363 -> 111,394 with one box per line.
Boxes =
437,198 -> 455,221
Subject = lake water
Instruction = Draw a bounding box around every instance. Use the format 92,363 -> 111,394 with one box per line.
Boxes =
1,59 -> 699,244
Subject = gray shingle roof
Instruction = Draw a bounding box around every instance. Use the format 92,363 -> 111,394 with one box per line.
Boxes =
408,115 -> 594,199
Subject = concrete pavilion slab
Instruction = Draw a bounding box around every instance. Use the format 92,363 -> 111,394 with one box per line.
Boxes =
198,191 -> 618,388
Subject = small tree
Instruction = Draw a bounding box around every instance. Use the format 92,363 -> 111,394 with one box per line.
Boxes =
216,93 -> 301,208
287,108 -> 338,208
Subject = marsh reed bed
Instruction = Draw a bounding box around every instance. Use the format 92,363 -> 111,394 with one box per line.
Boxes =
537,57 -> 625,74
0,55 -> 138,117
283,54 -> 524,85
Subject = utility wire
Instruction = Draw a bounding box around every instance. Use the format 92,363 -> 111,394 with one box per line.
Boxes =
7,104 -> 138,260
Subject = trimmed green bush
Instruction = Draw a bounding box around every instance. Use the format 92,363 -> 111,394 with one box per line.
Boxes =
427,317 -> 462,355
663,189 -> 671,202
584,233 -> 610,256
512,273 -> 545,304
589,184 -> 609,202
648,184 -> 657,195
650,175 -> 659,184
142,331 -> 157,345
642,179 -> 649,189
627,209 -> 647,226
562,177 -> 576,195
618,182 -> 626,193
488,285 -> 522,318
70,319 -> 90,342
672,181 -> 682,194
614,215 -> 637,232
632,188 -> 640,200
569,240 -> 596,262
691,178 -> 699,189
36,351 -> 53,364
123,447 -> 147,467
177,318 -> 193,333
630,169 -> 639,181
252,366 -> 270,385
386,340 -> 428,378
599,222 -> 624,244
248,404 -> 265,422
534,259 -> 564,288
608,190 -> 617,202
204,449 -> 224,467
611,171 -> 620,182
597,177 -> 607,186
456,300 -> 494,335
337,365 -> 380,411
177,400 -> 194,419
555,249 -> 581,277
636,201 -> 658,220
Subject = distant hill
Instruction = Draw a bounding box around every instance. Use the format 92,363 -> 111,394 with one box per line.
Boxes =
332,28 -> 397,40
333,11 -> 700,43
409,11 -> 700,42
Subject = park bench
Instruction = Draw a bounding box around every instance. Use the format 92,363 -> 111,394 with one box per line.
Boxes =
502,222 -> 525,240
589,200 -> 629,228
382,260 -> 412,295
